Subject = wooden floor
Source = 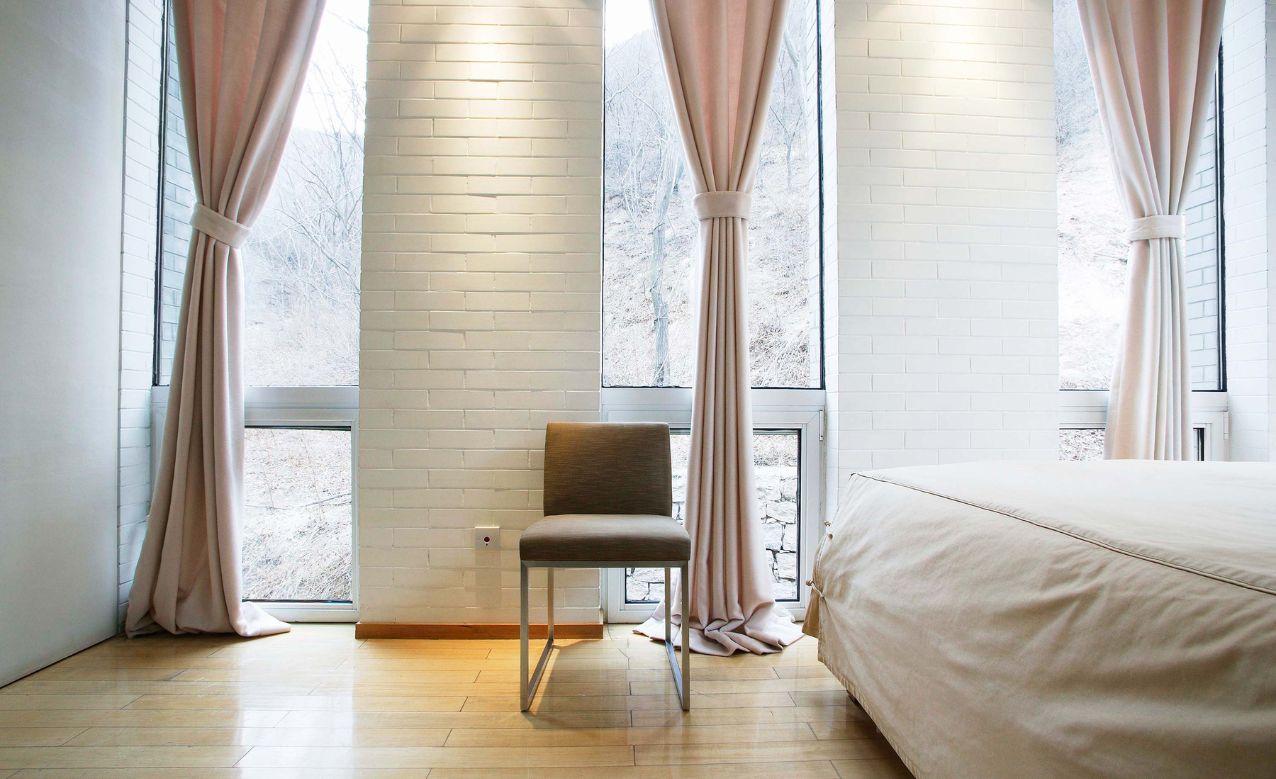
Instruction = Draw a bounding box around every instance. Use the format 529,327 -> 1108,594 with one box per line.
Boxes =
0,624 -> 912,778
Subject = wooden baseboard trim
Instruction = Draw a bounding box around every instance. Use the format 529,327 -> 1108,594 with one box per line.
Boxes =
354,622 -> 605,640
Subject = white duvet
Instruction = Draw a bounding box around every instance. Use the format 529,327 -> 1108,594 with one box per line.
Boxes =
807,461 -> 1276,778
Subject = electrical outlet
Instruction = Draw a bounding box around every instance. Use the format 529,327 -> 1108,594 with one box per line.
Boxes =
474,526 -> 500,550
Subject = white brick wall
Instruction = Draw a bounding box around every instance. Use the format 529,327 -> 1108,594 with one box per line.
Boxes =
821,0 -> 843,511
1267,1 -> 1276,461
829,0 -> 1058,480
359,0 -> 603,625
1184,92 -> 1222,391
156,7 -> 194,385
1221,0 -> 1273,461
118,0 -> 164,621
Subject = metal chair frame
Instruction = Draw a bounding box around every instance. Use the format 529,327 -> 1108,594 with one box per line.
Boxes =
520,559 -> 690,712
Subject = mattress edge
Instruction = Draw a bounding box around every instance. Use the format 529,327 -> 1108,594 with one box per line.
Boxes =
854,471 -> 1276,598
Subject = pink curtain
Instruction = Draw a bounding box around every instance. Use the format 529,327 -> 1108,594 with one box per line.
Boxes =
637,0 -> 802,656
1077,0 -> 1224,460
126,0 -> 325,637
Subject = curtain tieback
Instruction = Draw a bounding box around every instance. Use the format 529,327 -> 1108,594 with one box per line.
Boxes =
1127,214 -> 1185,241
192,204 -> 250,248
693,190 -> 752,220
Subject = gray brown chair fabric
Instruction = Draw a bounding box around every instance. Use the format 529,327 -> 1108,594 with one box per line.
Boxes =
541,422 -> 673,518
520,514 -> 690,563
524,423 -> 688,564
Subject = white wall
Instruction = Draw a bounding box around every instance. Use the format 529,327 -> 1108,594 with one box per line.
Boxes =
0,0 -> 126,684
829,0 -> 1059,480
359,0 -> 604,625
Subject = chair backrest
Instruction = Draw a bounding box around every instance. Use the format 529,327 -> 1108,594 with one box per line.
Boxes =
542,422 -> 672,517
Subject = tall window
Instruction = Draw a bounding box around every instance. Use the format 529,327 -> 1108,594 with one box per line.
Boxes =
603,2 -> 822,389
157,4 -> 365,387
1055,0 -> 1224,392
602,0 -> 824,617
1053,0 -> 1227,462
155,0 -> 368,614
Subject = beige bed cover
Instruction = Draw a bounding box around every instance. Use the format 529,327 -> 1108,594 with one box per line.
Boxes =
807,461 -> 1276,778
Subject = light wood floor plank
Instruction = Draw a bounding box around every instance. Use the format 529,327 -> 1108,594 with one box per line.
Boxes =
52,656 -> 350,671
275,709 -> 633,730
477,666 -> 781,683
0,746 -> 251,769
807,720 -> 880,741
8,772 -> 426,779
310,682 -> 632,697
464,691 -> 796,713
0,710 -> 288,729
7,771 -> 419,778
122,693 -> 467,712
774,665 -> 840,679
428,761 -> 842,779
0,732 -> 84,749
64,726 -> 450,748
234,744 -> 636,769
444,721 -> 818,747
832,758 -> 916,779
791,690 -> 856,707
16,668 -> 181,683
0,696 -> 139,711
2,680 -> 318,697
167,668 -> 378,683
629,677 -> 844,695
634,738 -> 896,766
629,705 -> 873,729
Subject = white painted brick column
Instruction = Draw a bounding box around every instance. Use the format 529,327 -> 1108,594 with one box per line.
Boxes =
821,0 -> 843,513
1221,0 -> 1276,461
829,0 -> 1059,483
359,0 -> 603,625
118,0 -> 164,622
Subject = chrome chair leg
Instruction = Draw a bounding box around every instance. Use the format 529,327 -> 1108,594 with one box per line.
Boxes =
680,563 -> 690,710
663,567 -> 672,645
661,565 -> 691,710
520,564 -> 555,712
520,563 -> 529,710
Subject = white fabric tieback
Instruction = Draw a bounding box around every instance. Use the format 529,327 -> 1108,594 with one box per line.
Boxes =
192,204 -> 250,248
1127,214 -> 1185,241
693,190 -> 752,220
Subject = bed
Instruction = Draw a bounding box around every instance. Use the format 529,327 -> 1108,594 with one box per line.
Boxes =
805,461 -> 1276,778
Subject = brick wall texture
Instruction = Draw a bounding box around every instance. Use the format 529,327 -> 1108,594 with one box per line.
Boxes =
358,0 -> 605,624
830,0 -> 1060,479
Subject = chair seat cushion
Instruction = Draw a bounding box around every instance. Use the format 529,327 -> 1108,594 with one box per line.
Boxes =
519,514 -> 690,563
